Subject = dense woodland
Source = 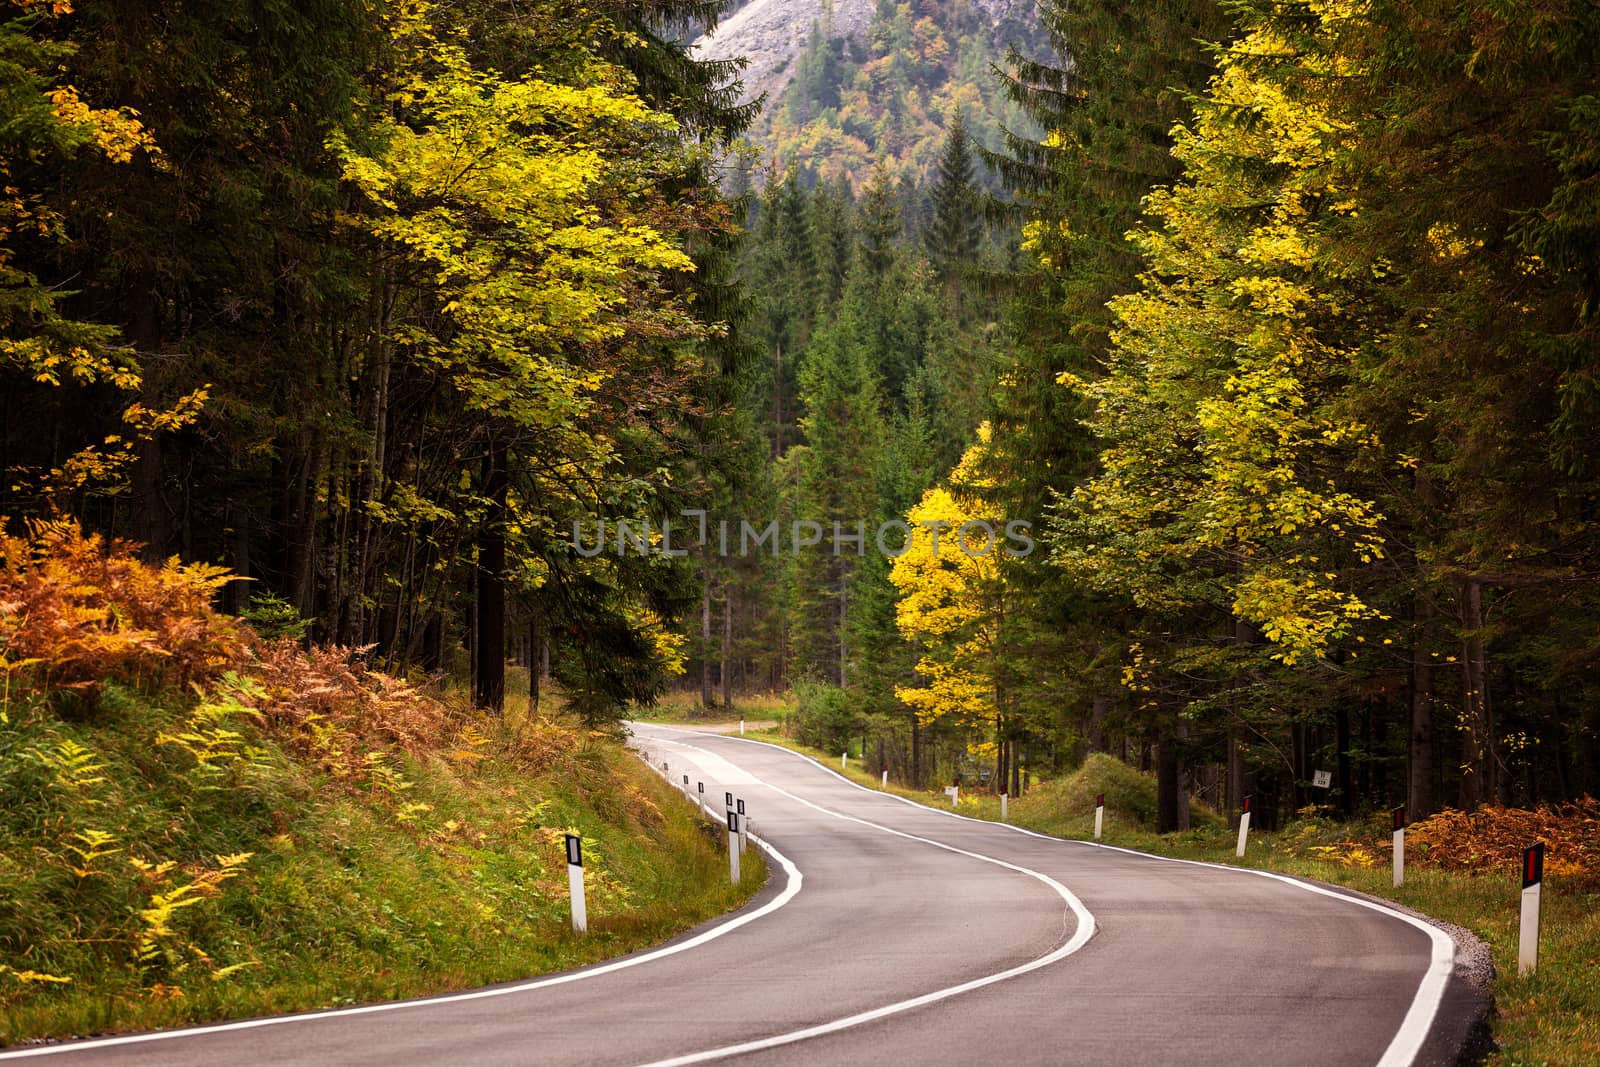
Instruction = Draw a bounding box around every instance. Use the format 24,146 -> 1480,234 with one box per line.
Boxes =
4,0 -> 1599,829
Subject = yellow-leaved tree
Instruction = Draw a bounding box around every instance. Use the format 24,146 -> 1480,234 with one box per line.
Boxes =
1050,2 -> 1387,667
890,426 -> 1015,775
0,0 -> 206,507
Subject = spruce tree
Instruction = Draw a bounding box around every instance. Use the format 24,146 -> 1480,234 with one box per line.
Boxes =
924,110 -> 982,279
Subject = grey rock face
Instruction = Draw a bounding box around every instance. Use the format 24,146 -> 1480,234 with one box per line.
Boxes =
692,0 -> 875,105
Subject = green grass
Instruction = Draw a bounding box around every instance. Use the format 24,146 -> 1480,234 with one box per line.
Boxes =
629,689 -> 793,725
738,727 -> 1596,1065
0,684 -> 765,1045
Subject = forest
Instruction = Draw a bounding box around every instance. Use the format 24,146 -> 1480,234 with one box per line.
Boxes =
4,0 -> 1599,834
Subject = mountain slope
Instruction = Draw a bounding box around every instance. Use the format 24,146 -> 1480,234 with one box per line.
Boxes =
696,0 -> 1049,187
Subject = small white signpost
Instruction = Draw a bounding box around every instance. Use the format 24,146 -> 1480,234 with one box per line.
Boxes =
565,833 -> 587,934
1094,792 -> 1104,841
1000,792 -> 1008,820
1236,794 -> 1253,858
944,785 -> 959,806
1392,805 -> 1406,888
1520,843 -> 1544,976
881,766 -> 888,788
736,798 -> 747,854
842,750 -> 848,770
1312,769 -> 1332,789
727,812 -> 742,885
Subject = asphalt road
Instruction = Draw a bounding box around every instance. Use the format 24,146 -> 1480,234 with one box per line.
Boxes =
3,724 -> 1487,1066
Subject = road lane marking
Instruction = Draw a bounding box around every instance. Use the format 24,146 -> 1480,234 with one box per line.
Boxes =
628,729 -> 1096,1067
680,726 -> 1458,1067
0,769 -> 804,1062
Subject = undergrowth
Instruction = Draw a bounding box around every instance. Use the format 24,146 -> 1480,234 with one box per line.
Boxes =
0,522 -> 764,1044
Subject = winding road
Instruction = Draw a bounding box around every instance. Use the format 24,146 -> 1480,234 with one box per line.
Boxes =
2,724 -> 1486,1066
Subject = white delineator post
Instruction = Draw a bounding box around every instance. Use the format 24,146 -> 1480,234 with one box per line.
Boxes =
565,833 -> 587,934
1094,792 -> 1104,841
740,718 -> 745,736
1000,792 -> 1008,820
697,781 -> 706,817
682,773 -> 691,800
1392,805 -> 1406,888
1520,843 -> 1544,976
736,798 -> 747,854
881,766 -> 888,788
842,750 -> 848,770
727,811 -> 742,885
1236,794 -> 1253,858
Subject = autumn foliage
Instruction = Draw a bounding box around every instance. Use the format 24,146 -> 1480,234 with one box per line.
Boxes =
0,520 -> 245,703
1408,800 -> 1600,887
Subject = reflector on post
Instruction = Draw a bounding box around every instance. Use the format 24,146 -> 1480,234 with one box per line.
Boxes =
1236,794 -> 1253,858
1519,843 -> 1544,976
1392,805 -> 1406,887
564,833 -> 587,934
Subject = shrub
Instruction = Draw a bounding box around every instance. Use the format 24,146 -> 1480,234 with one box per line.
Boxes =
1409,798 -> 1600,886
788,680 -> 858,753
1038,752 -> 1161,828
238,593 -> 310,642
0,520 -> 244,705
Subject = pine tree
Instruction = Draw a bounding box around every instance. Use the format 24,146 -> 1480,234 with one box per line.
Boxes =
923,110 -> 982,280
786,286 -> 887,684
857,161 -> 902,278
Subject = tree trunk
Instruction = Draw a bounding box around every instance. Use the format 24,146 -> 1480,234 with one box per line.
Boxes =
1336,703 -> 1353,818
995,726 -> 1008,796
222,505 -> 251,615
534,617 -> 547,716
1409,590 -> 1437,818
127,282 -> 169,561
1458,576 -> 1489,809
911,712 -> 923,789
721,583 -> 733,708
287,430 -> 324,619
474,436 -> 508,713
1227,728 -> 1244,830
1175,718 -> 1191,831
701,576 -> 714,708
1156,731 -> 1180,834
1089,691 -> 1109,753
1291,721 -> 1309,813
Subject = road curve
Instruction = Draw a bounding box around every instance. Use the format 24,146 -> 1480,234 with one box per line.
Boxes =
2,725 -> 1486,1066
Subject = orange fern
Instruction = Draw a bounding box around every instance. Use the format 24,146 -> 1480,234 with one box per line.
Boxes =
0,519 -> 245,702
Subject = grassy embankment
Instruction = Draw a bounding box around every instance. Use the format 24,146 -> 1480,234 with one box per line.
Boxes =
740,726 -> 1597,1065
0,525 -> 764,1046
628,689 -> 792,725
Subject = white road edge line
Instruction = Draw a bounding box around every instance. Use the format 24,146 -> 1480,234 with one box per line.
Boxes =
0,763 -> 804,1062
628,730 -> 1095,1067
663,724 -> 1457,1067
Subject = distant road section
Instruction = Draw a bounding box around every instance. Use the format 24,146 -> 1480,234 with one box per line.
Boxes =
4,724 -> 1486,1066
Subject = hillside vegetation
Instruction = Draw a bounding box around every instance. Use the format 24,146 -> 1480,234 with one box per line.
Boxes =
733,0 -> 1047,187
0,523 -> 763,1044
